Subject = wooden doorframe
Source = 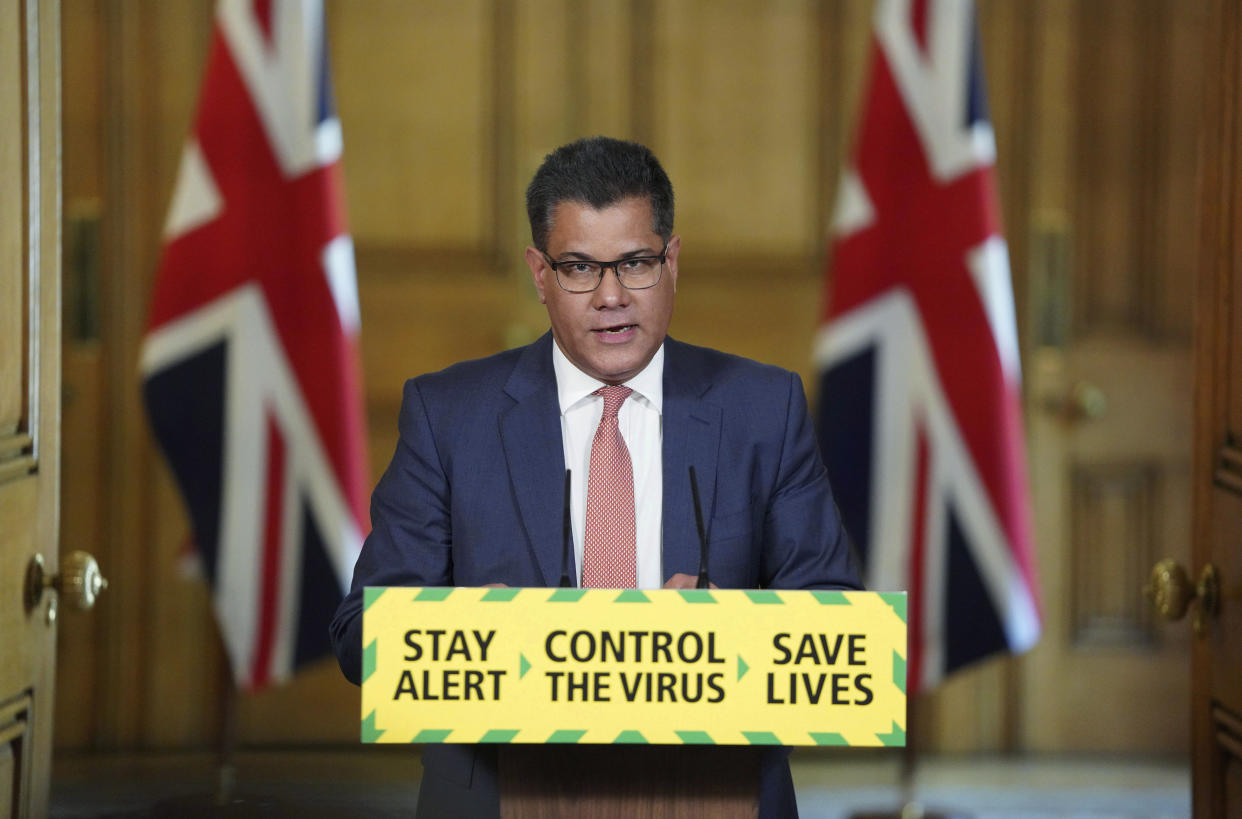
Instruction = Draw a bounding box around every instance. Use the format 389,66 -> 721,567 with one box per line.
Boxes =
1191,0 -> 1242,815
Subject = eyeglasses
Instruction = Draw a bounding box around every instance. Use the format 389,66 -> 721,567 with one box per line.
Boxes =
542,243 -> 668,293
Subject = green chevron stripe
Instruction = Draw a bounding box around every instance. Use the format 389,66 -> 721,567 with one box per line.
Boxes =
880,592 -> 907,623
361,710 -> 384,742
737,656 -> 750,682
547,729 -> 587,743
677,590 -> 717,604
414,587 -> 454,602
613,730 -> 648,744
548,588 -> 588,602
811,590 -> 851,605
810,732 -> 849,746
361,640 -> 378,684
877,721 -> 906,747
482,587 -> 521,601
614,590 -> 651,603
363,587 -> 386,610
479,729 -> 520,743
893,650 -> 907,694
412,729 -> 453,743
742,731 -> 782,745
745,590 -> 783,605
676,731 -> 715,744
519,654 -> 531,679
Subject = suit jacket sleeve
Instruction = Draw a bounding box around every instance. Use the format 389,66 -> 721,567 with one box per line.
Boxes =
760,371 -> 862,591
330,378 -> 453,685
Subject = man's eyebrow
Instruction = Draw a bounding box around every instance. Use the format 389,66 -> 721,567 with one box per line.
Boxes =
556,247 -> 659,261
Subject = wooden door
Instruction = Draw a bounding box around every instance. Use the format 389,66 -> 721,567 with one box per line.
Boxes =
1011,0 -> 1202,753
1189,0 -> 1242,813
0,1 -> 61,817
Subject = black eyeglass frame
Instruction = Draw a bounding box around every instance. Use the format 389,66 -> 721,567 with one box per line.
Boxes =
541,242 -> 669,293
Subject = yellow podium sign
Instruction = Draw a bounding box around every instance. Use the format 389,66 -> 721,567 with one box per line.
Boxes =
360,587 -> 906,747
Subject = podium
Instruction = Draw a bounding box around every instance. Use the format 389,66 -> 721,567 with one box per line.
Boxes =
361,587 -> 906,816
498,745 -> 759,818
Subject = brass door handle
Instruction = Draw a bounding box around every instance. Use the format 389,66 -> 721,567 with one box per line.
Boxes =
1041,381 -> 1107,423
25,551 -> 109,622
1144,558 -> 1219,636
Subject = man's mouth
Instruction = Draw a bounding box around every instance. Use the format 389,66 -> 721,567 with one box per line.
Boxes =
593,324 -> 636,335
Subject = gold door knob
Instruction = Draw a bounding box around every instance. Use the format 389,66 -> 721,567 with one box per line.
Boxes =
1144,558 -> 1219,635
24,551 -> 109,613
1042,381 -> 1107,423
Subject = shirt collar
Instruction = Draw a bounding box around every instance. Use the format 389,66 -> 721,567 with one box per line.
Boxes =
552,340 -> 665,415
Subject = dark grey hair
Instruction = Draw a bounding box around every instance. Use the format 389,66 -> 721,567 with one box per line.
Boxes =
525,136 -> 674,251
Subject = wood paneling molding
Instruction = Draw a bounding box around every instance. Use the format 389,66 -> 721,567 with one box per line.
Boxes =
1069,461 -> 1160,647
355,243 -> 501,280
0,435 -> 31,463
1214,443 -> 1242,495
0,693 -> 30,816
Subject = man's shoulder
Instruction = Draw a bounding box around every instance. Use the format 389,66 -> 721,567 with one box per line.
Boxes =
402,334 -> 550,405
665,337 -> 799,392
414,345 -> 525,386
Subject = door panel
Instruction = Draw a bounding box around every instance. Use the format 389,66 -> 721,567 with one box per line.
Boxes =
0,1 -> 60,817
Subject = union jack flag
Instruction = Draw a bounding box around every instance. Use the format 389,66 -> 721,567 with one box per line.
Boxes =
816,0 -> 1041,696
141,0 -> 369,691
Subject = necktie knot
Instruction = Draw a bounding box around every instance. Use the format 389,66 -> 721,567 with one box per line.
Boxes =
595,385 -> 632,419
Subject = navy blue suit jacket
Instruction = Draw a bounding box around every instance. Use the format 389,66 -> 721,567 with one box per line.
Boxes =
330,332 -> 861,817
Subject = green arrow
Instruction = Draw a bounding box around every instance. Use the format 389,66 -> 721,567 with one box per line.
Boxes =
361,710 -> 385,742
877,721 -> 906,747
519,653 -> 531,679
361,640 -> 378,684
881,592 -> 908,623
737,655 -> 750,681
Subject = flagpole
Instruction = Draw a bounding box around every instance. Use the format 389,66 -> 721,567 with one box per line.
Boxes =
899,693 -> 918,813
147,621 -> 287,814
215,634 -> 238,806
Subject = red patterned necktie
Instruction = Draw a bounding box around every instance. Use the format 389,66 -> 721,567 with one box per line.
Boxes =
581,385 -> 636,588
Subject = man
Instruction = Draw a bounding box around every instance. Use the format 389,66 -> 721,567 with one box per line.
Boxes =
330,136 -> 860,817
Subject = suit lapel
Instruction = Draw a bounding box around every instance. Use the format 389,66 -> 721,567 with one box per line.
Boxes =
499,333 -> 568,587
661,339 -> 721,580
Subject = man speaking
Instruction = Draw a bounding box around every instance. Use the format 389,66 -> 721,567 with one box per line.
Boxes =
330,136 -> 861,817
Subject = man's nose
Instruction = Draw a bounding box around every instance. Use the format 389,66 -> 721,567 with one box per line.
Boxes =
592,265 -> 632,307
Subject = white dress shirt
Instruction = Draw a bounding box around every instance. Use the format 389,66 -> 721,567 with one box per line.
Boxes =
552,342 -> 664,589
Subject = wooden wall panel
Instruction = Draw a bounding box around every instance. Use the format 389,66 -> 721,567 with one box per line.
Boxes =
331,1 -> 492,249
656,1 -> 820,258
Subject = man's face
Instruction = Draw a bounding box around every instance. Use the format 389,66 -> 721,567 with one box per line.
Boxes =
526,197 -> 679,385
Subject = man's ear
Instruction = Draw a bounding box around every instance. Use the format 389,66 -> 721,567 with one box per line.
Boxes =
664,235 -> 681,292
525,246 -> 549,304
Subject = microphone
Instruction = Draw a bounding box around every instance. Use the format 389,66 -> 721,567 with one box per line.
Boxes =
689,466 -> 710,589
559,469 -> 574,588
